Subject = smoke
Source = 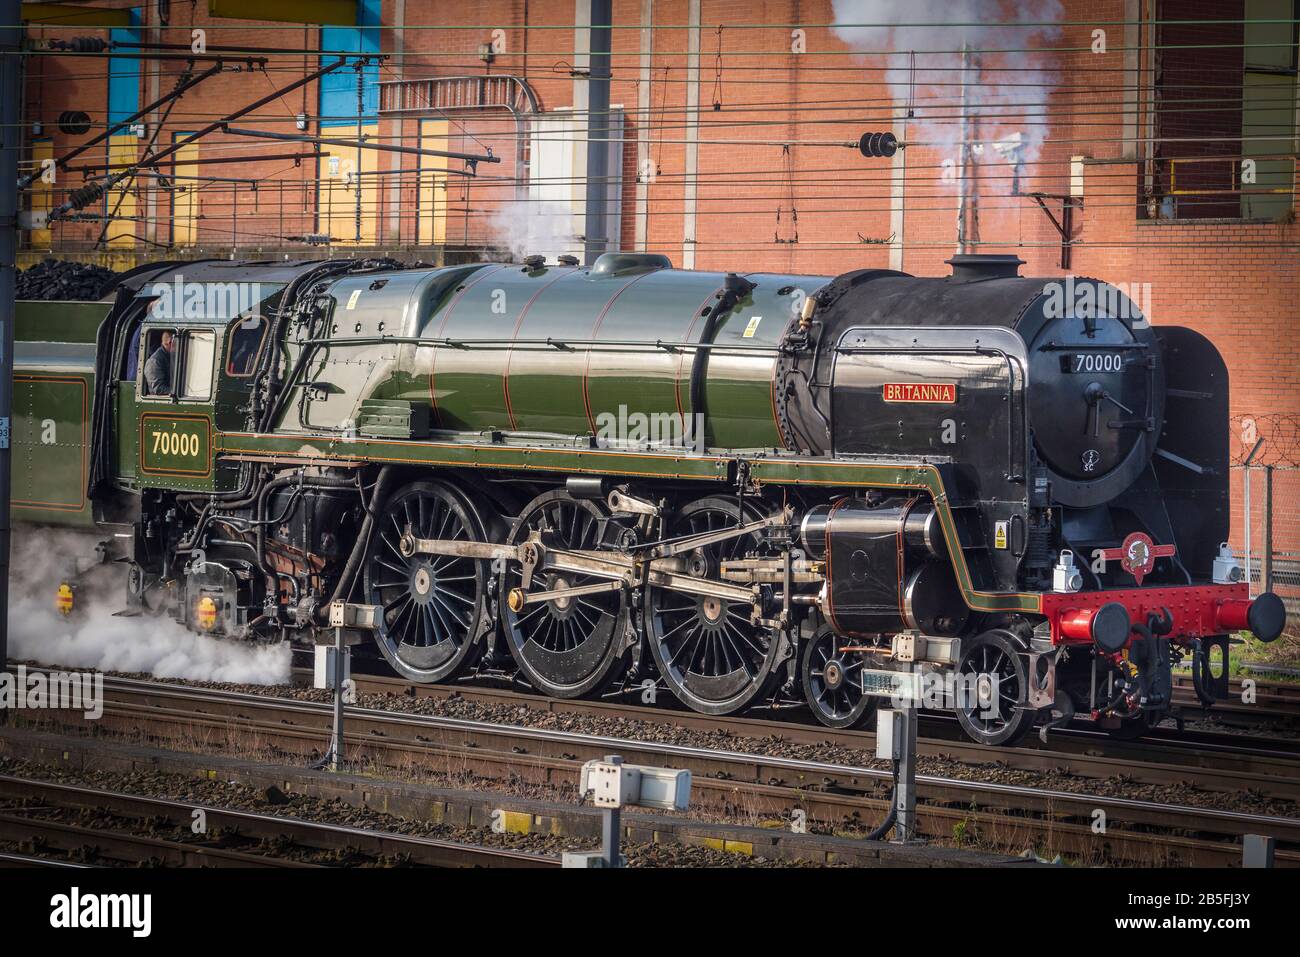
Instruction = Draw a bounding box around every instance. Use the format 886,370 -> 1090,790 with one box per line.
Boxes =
487,200 -> 580,261
5,530 -> 289,685
831,0 -> 1064,182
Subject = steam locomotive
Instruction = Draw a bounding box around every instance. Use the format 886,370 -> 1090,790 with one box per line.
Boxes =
13,252 -> 1284,745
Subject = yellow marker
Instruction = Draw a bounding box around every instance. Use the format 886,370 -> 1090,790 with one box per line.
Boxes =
195,595 -> 219,631
55,583 -> 75,617
500,810 -> 532,834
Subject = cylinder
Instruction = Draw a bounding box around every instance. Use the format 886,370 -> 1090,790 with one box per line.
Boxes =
812,497 -> 966,637
800,499 -> 946,562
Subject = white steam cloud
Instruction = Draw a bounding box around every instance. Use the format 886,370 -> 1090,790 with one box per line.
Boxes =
831,0 -> 1064,181
5,530 -> 289,685
487,200 -> 581,261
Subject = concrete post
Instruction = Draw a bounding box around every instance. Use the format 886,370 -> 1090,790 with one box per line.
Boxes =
583,0 -> 612,265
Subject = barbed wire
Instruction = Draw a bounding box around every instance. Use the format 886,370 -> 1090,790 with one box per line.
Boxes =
1231,415 -> 1300,468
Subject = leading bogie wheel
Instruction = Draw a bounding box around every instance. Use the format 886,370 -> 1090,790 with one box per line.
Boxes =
954,628 -> 1035,746
801,625 -> 875,729
363,480 -> 491,683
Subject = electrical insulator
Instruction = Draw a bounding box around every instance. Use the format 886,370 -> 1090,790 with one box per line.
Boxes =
57,110 -> 92,136
51,36 -> 109,54
858,131 -> 899,158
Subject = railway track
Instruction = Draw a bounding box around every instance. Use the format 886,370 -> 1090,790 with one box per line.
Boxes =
307,648 -> 1300,751
0,850 -> 90,869
0,773 -> 559,868
1168,672 -> 1300,729
322,669 -> 1300,796
19,672 -> 1300,866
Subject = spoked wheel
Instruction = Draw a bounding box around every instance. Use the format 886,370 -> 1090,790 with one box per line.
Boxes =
500,491 -> 631,698
363,480 -> 490,683
801,626 -> 875,729
644,496 -> 783,716
954,629 -> 1034,746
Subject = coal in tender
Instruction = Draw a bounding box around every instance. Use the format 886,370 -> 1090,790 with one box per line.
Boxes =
16,258 -> 120,301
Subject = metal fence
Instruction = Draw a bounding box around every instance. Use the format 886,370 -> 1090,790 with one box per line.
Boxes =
1232,465 -> 1300,615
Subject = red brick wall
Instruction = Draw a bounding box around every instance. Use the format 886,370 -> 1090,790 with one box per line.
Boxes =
23,6 -> 327,250
21,0 -> 1299,458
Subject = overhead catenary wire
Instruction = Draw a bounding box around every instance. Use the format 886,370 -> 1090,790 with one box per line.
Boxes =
15,11 -> 1297,256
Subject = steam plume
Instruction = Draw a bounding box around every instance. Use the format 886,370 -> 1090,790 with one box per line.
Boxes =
487,200 -> 581,261
5,530 -> 289,685
831,1 -> 1064,178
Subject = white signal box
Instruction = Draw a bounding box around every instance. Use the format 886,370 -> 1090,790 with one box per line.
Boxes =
579,758 -> 691,811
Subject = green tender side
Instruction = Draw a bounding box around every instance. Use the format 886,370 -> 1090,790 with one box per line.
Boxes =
11,300 -> 110,528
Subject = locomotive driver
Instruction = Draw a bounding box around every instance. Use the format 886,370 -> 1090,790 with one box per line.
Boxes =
144,330 -> 175,395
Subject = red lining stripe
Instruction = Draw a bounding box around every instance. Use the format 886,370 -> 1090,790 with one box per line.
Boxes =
427,264 -> 508,428
502,269 -> 573,431
12,374 -> 89,511
580,272 -> 656,436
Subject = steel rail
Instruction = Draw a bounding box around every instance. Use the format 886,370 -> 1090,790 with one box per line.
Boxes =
331,669 -> 1300,786
0,850 -> 90,868
17,672 -> 1295,865
0,812 -> 314,868
0,774 -> 558,869
81,676 -> 1300,839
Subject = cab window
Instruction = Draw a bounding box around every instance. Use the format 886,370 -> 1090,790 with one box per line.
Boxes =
226,316 -> 267,377
182,331 -> 217,399
139,328 -> 216,401
140,328 -> 177,397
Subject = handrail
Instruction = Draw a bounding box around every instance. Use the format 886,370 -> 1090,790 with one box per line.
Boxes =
297,334 -> 784,353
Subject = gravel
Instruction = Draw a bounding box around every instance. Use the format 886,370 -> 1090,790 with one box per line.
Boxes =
16,659 -> 1299,820
0,757 -> 821,868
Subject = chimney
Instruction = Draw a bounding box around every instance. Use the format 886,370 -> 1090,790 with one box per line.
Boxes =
945,254 -> 1024,282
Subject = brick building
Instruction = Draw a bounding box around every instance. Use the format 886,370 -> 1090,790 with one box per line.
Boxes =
17,0 -> 1300,476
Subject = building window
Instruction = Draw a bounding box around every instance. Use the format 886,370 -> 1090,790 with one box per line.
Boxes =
170,132 -> 199,246
1150,0 -> 1297,220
